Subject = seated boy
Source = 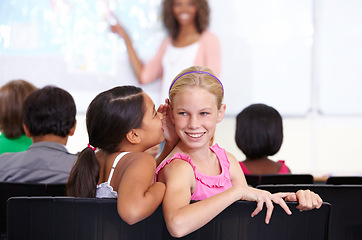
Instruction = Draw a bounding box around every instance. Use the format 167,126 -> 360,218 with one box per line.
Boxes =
0,86 -> 77,183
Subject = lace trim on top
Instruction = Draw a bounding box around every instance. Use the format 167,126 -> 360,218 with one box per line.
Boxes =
96,182 -> 118,198
155,144 -> 230,188
96,152 -> 130,198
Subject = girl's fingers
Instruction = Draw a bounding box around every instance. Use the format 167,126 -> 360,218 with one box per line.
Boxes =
312,194 -> 322,209
298,190 -> 323,210
296,190 -> 308,211
250,190 -> 297,225
157,104 -> 164,113
264,199 -> 274,224
316,194 -> 323,209
251,200 -> 264,218
251,198 -> 275,224
274,192 -> 295,200
285,193 -> 297,202
304,190 -> 313,210
272,196 -> 292,215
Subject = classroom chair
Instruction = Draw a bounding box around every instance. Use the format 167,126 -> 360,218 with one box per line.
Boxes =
0,182 -> 66,239
326,176 -> 362,185
257,184 -> 362,240
7,196 -> 331,240
245,174 -> 314,187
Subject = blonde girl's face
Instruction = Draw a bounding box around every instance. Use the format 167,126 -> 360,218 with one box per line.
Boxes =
171,86 -> 225,150
172,0 -> 198,26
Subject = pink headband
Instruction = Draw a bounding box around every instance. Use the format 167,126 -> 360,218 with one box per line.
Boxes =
169,71 -> 224,97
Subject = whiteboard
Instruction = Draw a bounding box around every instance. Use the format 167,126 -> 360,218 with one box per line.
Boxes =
316,0 -> 362,115
1,0 -> 361,116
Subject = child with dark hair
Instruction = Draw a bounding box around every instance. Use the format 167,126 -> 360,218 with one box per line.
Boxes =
0,86 -> 78,183
67,85 -> 178,225
235,103 -> 291,174
0,79 -> 37,154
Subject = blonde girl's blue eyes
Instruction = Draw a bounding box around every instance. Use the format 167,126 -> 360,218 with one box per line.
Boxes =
177,112 -> 210,116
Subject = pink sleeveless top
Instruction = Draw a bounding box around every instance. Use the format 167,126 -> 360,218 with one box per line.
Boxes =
155,144 -> 232,201
239,160 -> 290,174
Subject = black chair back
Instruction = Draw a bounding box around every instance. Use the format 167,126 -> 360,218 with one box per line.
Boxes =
0,182 -> 66,239
7,197 -> 331,240
326,176 -> 362,185
257,184 -> 362,240
245,174 -> 314,187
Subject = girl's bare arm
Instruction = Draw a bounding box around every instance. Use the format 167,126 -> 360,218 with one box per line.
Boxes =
117,152 -> 165,225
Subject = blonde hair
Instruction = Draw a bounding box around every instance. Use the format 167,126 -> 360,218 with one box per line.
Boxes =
169,66 -> 224,109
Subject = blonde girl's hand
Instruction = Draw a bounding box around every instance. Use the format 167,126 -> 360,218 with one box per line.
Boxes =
284,190 -> 323,211
241,187 -> 292,224
158,98 -> 179,147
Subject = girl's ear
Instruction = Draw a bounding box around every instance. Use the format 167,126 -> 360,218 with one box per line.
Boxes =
216,104 -> 226,123
125,129 -> 141,144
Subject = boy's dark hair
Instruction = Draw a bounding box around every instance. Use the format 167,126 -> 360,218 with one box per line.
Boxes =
22,86 -> 76,137
235,103 -> 283,159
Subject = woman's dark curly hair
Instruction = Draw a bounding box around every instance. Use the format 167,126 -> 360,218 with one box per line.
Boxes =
163,0 -> 210,40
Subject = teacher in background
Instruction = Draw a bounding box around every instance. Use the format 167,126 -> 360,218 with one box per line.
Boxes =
110,0 -> 221,104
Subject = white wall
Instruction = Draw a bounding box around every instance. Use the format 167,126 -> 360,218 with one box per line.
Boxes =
214,116 -> 362,177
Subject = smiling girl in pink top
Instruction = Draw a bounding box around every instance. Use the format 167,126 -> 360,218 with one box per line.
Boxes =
155,66 -> 323,238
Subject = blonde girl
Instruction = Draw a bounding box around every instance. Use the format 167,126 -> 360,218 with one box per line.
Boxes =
155,66 -> 322,237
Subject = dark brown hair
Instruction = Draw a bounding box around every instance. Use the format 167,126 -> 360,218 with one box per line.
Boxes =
162,0 -> 210,39
22,86 -> 76,137
0,80 -> 37,138
67,86 -> 145,197
235,104 -> 283,159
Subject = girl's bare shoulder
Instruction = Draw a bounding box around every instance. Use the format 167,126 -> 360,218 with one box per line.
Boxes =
122,152 -> 157,168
